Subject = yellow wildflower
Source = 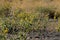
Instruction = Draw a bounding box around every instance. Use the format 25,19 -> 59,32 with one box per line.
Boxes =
4,28 -> 8,34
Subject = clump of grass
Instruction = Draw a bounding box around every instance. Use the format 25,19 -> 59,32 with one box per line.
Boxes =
35,7 -> 55,14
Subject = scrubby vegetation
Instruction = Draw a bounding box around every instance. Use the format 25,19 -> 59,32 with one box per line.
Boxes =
0,0 -> 60,40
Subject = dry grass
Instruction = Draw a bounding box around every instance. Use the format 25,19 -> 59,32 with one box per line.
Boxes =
0,0 -> 60,40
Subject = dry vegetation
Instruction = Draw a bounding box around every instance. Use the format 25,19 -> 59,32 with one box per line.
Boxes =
0,0 -> 60,40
